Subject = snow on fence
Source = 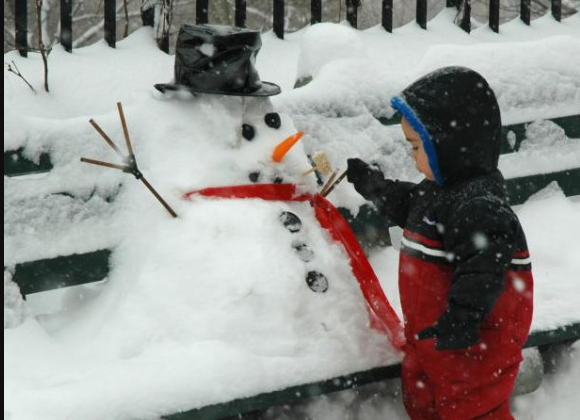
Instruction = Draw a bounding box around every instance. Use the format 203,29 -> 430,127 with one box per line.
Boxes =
13,0 -> 572,55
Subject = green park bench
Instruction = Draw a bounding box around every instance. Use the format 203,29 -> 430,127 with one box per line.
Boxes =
4,113 -> 580,420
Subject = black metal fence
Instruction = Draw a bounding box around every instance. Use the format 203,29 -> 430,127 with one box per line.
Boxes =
15,0 -> 117,56
13,0 -> 569,56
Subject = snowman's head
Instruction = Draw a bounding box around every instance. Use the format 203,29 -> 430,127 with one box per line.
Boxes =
144,93 -> 314,193
228,95 -> 310,186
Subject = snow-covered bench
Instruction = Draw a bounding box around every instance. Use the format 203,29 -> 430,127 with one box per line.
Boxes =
4,113 -> 580,420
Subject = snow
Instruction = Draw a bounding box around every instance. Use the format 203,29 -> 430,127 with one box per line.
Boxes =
4,9 -> 580,420
296,23 -> 368,81
4,271 -> 28,329
500,120 -> 580,179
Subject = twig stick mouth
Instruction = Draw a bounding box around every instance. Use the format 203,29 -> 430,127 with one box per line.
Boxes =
320,169 -> 338,196
320,169 -> 348,198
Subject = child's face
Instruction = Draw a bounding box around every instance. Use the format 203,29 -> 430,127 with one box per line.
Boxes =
401,117 -> 435,181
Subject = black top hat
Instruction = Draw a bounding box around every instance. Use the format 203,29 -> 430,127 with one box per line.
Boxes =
155,24 -> 281,97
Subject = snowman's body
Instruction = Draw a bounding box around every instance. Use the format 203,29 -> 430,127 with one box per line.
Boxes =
48,93 -> 397,416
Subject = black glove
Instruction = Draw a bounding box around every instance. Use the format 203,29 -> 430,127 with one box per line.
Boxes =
346,158 -> 387,200
417,306 -> 482,351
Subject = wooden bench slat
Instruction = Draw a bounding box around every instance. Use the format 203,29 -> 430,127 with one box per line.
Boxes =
506,168 -> 580,205
10,249 -> 111,295
500,114 -> 580,154
4,148 -> 53,177
525,323 -> 580,348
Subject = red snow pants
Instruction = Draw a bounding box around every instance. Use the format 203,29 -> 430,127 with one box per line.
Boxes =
399,253 -> 534,420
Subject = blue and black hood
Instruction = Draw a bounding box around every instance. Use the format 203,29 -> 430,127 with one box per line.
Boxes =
391,67 -> 502,186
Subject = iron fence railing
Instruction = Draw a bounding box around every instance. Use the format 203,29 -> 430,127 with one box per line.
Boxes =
11,0 -> 571,56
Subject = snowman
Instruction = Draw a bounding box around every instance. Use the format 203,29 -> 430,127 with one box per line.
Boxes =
47,24 -> 403,417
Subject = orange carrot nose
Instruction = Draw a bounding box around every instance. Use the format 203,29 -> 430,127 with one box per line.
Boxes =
272,132 -> 304,163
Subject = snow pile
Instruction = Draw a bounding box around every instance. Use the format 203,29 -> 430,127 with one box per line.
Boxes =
4,271 -> 28,328
416,35 -> 580,121
277,12 -> 580,122
296,22 -> 368,82
516,187 -> 580,331
513,341 -> 580,417
499,120 -> 580,179
519,119 -> 571,151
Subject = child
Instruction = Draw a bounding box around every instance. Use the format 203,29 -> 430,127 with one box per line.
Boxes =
347,67 -> 534,420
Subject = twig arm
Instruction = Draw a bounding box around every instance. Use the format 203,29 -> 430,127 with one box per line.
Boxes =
85,103 -> 177,219
80,157 -> 128,171
139,176 -> 178,218
117,102 -> 134,156
89,119 -> 126,159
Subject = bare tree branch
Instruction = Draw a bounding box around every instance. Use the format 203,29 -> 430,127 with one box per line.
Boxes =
73,4 -> 140,47
124,0 -> 130,37
5,61 -> 37,93
35,0 -> 50,92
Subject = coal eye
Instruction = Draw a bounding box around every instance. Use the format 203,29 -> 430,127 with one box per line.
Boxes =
264,112 -> 281,129
242,124 -> 255,141
248,171 -> 261,183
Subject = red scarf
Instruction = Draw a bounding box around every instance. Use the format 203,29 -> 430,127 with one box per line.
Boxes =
184,183 -> 405,350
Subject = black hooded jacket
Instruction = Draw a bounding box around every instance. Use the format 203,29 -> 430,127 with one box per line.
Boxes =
392,66 -> 502,186
353,67 -> 533,350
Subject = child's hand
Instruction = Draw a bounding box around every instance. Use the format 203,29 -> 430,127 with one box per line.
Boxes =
346,158 -> 386,199
417,307 -> 481,351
